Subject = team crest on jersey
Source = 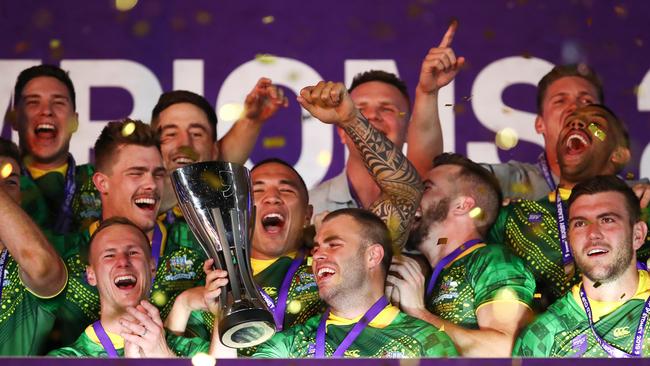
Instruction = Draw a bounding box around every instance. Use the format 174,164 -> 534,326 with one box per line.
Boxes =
1,269 -> 9,288
343,349 -> 361,357
306,343 -> 316,356
528,212 -> 543,223
432,278 -> 459,303
613,326 -> 630,338
164,255 -> 196,281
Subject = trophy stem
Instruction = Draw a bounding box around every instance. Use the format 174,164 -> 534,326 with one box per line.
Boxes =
212,207 -> 242,300
230,209 -> 258,300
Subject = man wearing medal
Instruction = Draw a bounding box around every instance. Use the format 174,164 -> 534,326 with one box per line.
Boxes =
49,216 -> 210,357
387,153 -> 536,356
0,138 -> 68,355
515,175 -> 650,357
248,81 -> 456,357
488,104 -> 639,310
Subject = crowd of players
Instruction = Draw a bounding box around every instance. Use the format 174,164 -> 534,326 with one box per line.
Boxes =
1,22 -> 650,358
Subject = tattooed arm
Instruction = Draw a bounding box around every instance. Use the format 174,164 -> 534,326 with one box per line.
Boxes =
297,81 -> 423,249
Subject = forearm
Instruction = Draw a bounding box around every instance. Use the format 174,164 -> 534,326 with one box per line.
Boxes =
164,292 -> 194,335
208,318 -> 237,358
0,188 -> 66,296
218,118 -> 263,164
407,88 -> 443,177
342,112 -> 423,246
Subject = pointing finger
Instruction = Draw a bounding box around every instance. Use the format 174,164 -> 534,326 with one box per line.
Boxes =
438,19 -> 458,48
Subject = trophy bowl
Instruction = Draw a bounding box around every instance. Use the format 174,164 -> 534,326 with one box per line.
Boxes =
171,161 -> 275,348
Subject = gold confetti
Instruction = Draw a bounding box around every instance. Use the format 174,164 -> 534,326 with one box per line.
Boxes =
511,182 -> 531,195
317,150 -> 331,167
191,352 -> 216,366
398,111 -> 406,117
201,171 -> 224,190
255,53 -> 278,64
439,325 -> 445,332
495,127 -> 519,150
49,39 -> 61,49
533,293 -> 542,299
263,136 -> 286,149
133,20 -> 150,37
287,300 -> 302,314
437,238 -> 448,245
262,15 -> 275,24
195,11 -> 212,25
115,0 -> 138,11
1,163 -> 13,179
626,172 -> 635,180
218,103 -> 244,122
588,123 -> 606,141
614,4 -> 628,18
121,121 -> 136,137
468,207 -> 483,219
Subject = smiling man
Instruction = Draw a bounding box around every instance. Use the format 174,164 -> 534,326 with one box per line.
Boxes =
487,104 -> 643,310
515,175 -> 650,357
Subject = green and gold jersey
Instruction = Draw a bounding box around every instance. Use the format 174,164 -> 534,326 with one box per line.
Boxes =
427,244 -> 535,329
19,175 -> 49,229
54,220 -> 206,345
253,306 -> 458,358
22,161 -> 101,234
48,324 -> 209,357
514,271 -> 650,357
0,254 -> 65,355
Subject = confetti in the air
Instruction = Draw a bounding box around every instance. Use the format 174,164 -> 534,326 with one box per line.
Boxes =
495,127 -> 519,150
437,237 -> 448,245
1,163 -> 13,179
115,0 -> 138,11
263,136 -> 286,149
121,121 -> 136,137
202,171 -> 224,190
262,15 -> 275,24
588,123 -> 606,141
191,352 -> 216,366
468,207 -> 483,219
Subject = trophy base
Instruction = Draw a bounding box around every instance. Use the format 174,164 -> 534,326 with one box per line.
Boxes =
219,308 -> 276,348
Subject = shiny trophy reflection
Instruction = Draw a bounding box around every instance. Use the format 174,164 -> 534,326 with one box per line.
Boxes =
171,162 -> 275,348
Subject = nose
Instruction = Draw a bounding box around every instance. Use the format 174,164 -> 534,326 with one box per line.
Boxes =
261,187 -> 282,205
568,117 -> 586,130
587,222 -> 604,240
116,252 -> 131,267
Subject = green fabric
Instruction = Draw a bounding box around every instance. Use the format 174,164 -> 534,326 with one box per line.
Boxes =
48,329 -> 209,357
54,221 -> 206,345
0,254 -> 64,355
514,291 -> 650,357
426,244 -> 535,329
253,311 -> 458,358
19,175 -> 49,229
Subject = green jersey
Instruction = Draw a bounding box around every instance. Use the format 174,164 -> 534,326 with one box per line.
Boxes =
48,324 -> 209,357
427,244 -> 535,329
514,271 -> 650,357
253,307 -> 458,358
0,253 -> 65,355
19,175 -> 49,229
55,220 -> 206,345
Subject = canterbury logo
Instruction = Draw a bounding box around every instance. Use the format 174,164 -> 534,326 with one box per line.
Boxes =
613,327 -> 630,338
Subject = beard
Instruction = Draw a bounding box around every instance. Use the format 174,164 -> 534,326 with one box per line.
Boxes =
575,241 -> 634,284
405,198 -> 450,251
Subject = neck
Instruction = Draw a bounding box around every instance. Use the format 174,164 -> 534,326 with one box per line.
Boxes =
544,149 -> 561,177
583,265 -> 640,302
25,154 -> 69,171
558,179 -> 578,191
99,306 -> 127,335
421,224 -> 482,266
329,278 -> 384,319
158,176 -> 178,214
345,158 -> 380,208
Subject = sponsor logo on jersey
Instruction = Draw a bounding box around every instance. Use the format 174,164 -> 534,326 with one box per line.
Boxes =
164,255 -> 196,281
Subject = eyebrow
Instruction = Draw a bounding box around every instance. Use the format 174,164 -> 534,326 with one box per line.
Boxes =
569,211 -> 623,224
23,93 -> 70,101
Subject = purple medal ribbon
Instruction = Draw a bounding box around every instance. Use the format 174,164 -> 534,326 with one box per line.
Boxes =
579,285 -> 650,357
315,296 -> 389,357
426,239 -> 483,297
92,320 -> 119,358
23,154 -> 77,233
555,189 -> 573,266
151,223 -> 163,270
537,153 -> 558,191
258,249 -> 306,331
0,250 -> 8,305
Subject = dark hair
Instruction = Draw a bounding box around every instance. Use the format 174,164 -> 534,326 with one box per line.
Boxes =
433,153 -> 503,236
0,138 -> 21,164
349,70 -> 411,111
536,64 -> 603,114
82,216 -> 150,264
251,158 -> 309,201
94,118 -> 160,173
568,175 -> 641,225
14,64 -> 76,110
151,90 -> 218,141
323,208 -> 393,276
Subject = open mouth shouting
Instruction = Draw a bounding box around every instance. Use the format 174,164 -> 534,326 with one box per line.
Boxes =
586,247 -> 610,258
114,274 -> 137,291
261,212 -> 286,234
315,264 -> 337,285
34,123 -> 58,141
565,130 -> 591,156
133,195 -> 158,212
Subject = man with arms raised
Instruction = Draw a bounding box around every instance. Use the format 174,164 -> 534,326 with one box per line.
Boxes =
388,153 -> 535,356
0,138 -> 67,355
515,175 -> 650,357
50,217 -> 209,357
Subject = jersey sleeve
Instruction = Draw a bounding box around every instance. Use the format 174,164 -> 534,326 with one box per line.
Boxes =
512,318 -> 556,357
252,330 -> 294,358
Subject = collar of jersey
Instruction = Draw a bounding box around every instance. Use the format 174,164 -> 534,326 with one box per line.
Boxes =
88,220 -> 167,256
547,187 -> 572,202
326,304 -> 399,329
251,251 -> 298,275
445,243 -> 486,268
572,270 -> 650,322
85,324 -> 124,349
24,156 -> 68,179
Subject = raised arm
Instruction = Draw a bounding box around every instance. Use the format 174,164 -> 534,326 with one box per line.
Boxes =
298,82 -> 422,248
218,77 -> 289,163
407,20 -> 465,177
0,181 -> 66,297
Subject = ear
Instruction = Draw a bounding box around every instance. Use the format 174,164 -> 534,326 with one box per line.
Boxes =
211,140 -> 219,160
93,171 -> 109,194
305,204 -> 314,226
7,109 -> 18,130
366,243 -> 385,270
534,115 -> 545,135
336,126 -> 348,145
86,266 -> 97,287
632,221 -> 647,251
69,113 -> 79,134
451,196 -> 476,216
611,146 -> 631,167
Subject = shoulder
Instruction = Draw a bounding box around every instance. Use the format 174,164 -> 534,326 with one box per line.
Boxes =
392,313 -> 458,356
48,333 -> 94,357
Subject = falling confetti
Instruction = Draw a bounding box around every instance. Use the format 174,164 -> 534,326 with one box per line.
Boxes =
202,171 -> 224,190
262,15 -> 275,24
263,136 -> 286,149
218,103 -> 244,122
613,4 -> 628,18
588,123 -> 606,141
495,127 -> 519,150
439,325 -> 445,332
468,206 -> 483,219
437,237 -> 448,245
133,20 -> 150,37
1,163 -> 13,178
195,11 -> 212,25
626,172 -> 635,180
255,53 -> 278,64
121,121 -> 136,137
191,352 -> 216,366
317,150 -> 331,167
49,39 -> 61,49
287,300 -> 302,314
115,0 -> 138,11
593,281 -> 601,288
533,293 -> 542,299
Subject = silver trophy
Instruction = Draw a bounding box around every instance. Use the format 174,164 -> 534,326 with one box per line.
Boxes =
171,161 -> 275,348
